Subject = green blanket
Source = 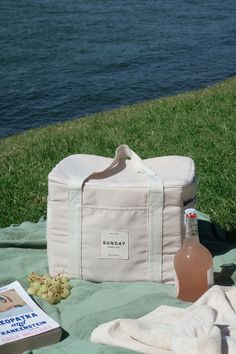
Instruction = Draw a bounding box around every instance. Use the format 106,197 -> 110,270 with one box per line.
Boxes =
0,217 -> 235,354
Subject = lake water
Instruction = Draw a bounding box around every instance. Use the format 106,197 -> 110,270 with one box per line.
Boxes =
0,0 -> 235,138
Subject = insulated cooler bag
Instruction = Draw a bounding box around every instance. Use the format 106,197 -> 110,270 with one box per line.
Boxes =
47,145 -> 196,283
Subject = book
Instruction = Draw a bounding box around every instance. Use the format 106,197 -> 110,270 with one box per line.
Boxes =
0,281 -> 62,354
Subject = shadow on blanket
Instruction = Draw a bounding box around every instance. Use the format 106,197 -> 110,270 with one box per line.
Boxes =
198,218 -> 236,286
199,219 -> 236,255
214,263 -> 236,286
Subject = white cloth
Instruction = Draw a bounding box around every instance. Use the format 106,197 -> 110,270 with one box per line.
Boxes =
91,285 -> 236,353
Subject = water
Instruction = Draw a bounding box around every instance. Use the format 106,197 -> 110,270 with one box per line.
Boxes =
0,0 -> 235,138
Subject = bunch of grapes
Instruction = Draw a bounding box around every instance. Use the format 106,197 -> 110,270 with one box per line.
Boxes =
27,272 -> 72,304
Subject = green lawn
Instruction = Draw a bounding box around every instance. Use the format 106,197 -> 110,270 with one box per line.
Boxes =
0,76 -> 235,234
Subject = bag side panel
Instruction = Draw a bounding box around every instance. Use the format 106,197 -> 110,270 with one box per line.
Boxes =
47,181 -> 69,277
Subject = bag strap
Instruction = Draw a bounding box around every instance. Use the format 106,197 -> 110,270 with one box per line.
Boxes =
99,145 -> 159,177
68,145 -> 164,281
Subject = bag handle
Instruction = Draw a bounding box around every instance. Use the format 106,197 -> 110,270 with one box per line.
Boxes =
106,145 -> 157,176
86,144 -> 157,182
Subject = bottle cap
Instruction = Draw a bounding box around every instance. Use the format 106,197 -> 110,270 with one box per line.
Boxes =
184,208 -> 197,223
184,208 -> 197,225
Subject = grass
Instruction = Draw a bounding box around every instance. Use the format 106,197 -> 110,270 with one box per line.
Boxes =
0,76 -> 235,234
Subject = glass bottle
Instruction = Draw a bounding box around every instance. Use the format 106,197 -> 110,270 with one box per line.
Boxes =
174,208 -> 214,302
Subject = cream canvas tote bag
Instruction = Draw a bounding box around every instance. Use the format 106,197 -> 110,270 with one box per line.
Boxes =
47,145 -> 196,283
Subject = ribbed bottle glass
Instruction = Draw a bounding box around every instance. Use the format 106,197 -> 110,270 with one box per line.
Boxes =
174,209 -> 214,302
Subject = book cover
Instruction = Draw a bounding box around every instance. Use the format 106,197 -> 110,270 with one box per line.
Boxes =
0,281 -> 61,353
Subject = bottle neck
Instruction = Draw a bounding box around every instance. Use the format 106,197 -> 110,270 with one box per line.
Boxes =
185,217 -> 199,239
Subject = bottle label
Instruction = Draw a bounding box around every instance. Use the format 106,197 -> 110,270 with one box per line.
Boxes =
207,267 -> 214,288
174,270 -> 179,297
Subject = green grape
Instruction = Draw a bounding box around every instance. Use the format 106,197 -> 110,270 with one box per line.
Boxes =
27,287 -> 38,295
43,273 -> 52,282
41,290 -> 58,305
31,281 -> 41,292
37,284 -> 48,296
55,273 -> 63,280
45,290 -> 55,305
42,274 -> 52,283
61,287 -> 71,299
27,272 -> 41,283
47,296 -> 55,305
52,279 -> 62,291
62,282 -> 72,291
53,293 -> 62,304
49,287 -> 62,304
41,280 -> 51,291
61,276 -> 69,284
54,273 -> 69,284
40,291 -> 49,301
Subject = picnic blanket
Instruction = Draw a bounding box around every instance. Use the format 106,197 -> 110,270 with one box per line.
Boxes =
0,213 -> 235,354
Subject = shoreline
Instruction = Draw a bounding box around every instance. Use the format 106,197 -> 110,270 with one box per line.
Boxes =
0,76 -> 235,233
1,75 -> 235,142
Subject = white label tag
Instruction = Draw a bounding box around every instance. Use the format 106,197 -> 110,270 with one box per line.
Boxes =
100,230 -> 129,259
207,267 -> 214,288
174,270 -> 180,297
